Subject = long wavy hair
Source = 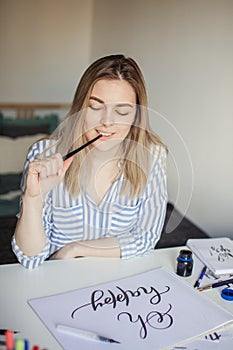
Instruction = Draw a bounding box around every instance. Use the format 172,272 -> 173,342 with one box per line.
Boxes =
61,54 -> 166,198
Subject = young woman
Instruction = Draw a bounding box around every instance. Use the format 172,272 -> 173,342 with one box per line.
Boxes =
12,54 -> 168,269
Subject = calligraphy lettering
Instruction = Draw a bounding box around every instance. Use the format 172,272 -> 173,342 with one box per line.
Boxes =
117,304 -> 173,339
209,245 -> 233,262
71,285 -> 170,319
204,332 -> 222,341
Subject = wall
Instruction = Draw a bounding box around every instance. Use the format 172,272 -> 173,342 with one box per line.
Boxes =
0,0 -> 232,237
0,0 -> 93,103
90,0 -> 233,237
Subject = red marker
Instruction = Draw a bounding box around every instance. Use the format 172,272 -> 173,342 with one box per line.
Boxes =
32,346 -> 40,350
5,330 -> 14,350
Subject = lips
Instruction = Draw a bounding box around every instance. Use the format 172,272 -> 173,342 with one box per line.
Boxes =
96,129 -> 114,137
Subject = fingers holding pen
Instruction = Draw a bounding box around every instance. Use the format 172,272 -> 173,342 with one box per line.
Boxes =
26,153 -> 73,198
34,153 -> 73,179
45,153 -> 73,178
39,153 -> 63,179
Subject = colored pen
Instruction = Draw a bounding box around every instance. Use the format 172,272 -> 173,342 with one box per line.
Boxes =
56,324 -> 120,344
15,338 -> 25,350
5,330 -> 14,350
62,134 -> 102,161
197,277 -> 233,291
194,265 -> 207,288
0,330 -> 18,336
24,339 -> 29,350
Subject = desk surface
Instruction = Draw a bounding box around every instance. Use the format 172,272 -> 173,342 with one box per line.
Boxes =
1,246 -> 233,349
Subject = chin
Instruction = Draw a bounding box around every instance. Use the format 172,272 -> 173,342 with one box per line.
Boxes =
95,138 -> 122,152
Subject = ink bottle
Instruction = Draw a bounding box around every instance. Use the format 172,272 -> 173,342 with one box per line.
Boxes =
176,249 -> 193,277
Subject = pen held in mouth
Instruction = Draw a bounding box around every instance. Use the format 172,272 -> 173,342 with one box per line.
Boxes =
63,134 -> 102,161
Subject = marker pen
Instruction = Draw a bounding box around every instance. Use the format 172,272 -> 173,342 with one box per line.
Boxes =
15,338 -> 24,350
24,339 -> 29,350
5,330 -> 14,350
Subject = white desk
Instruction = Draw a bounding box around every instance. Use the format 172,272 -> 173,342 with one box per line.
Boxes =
0,246 -> 233,349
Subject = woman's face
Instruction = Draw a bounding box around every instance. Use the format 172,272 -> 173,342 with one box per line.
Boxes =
84,79 -> 137,152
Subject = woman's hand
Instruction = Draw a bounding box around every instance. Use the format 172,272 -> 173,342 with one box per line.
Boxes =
49,242 -> 80,260
25,154 -> 73,199
50,237 -> 120,261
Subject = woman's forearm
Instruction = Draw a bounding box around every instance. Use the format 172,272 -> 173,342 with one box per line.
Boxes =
50,237 -> 121,260
14,195 -> 47,256
76,237 -> 121,258
14,153 -> 72,258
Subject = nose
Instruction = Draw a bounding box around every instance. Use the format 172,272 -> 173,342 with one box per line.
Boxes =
100,107 -> 114,126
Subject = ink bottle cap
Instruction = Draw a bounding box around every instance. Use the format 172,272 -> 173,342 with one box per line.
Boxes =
221,288 -> 233,301
176,249 -> 193,277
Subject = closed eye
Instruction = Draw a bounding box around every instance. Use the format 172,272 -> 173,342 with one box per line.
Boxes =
89,104 -> 104,111
116,110 -> 130,116
115,103 -> 135,117
115,106 -> 134,116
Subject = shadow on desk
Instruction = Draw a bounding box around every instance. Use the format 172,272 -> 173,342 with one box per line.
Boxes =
0,202 -> 209,265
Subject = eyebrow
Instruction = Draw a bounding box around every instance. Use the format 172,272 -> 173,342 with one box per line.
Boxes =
90,96 -> 134,108
90,96 -> 104,103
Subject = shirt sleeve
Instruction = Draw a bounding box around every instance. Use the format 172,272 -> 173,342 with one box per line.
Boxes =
11,139 -> 54,269
118,145 -> 168,259
11,236 -> 51,269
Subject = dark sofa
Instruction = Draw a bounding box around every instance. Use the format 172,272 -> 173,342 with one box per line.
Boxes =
0,202 -> 209,265
0,109 -> 61,264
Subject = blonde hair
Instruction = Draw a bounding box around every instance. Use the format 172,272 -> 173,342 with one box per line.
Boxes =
62,54 -> 166,198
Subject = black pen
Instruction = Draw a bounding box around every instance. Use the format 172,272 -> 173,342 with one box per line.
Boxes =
194,266 -> 207,288
197,277 -> 233,291
63,134 -> 102,161
0,329 -> 18,336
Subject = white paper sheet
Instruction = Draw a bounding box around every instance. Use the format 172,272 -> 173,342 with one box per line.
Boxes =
28,267 -> 233,350
172,326 -> 233,350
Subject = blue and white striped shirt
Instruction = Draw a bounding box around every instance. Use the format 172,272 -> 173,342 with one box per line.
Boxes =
12,139 -> 167,269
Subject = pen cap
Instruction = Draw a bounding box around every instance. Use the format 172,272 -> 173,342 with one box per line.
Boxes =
176,249 -> 193,277
32,345 -> 40,350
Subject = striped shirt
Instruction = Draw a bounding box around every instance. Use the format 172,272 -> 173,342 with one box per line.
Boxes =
12,139 -> 167,269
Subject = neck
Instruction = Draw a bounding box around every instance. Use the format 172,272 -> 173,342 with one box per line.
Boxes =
88,144 -> 121,166
83,146 -> 119,183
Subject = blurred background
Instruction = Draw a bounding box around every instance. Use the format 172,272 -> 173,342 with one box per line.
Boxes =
0,0 -> 232,238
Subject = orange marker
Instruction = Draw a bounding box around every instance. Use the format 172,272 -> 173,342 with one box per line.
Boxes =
5,330 -> 14,350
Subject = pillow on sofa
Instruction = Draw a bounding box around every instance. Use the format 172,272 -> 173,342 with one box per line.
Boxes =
0,113 -> 59,137
0,173 -> 22,194
0,186 -> 22,216
0,134 -> 47,174
0,113 -> 59,216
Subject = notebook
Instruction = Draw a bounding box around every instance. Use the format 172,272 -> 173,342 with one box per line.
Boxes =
187,237 -> 233,276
